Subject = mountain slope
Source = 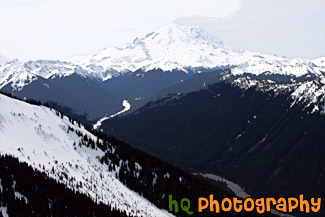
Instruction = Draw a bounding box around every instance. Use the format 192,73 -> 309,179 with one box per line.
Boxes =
0,59 -> 126,122
102,81 -> 325,214
0,156 -> 129,217
0,93 -> 272,217
0,93 -> 172,217
124,69 -> 225,115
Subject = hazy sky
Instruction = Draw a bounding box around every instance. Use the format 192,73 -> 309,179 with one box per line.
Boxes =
0,0 -> 324,61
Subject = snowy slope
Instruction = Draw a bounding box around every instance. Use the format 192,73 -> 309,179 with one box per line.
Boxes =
222,70 -> 325,114
0,94 -> 173,217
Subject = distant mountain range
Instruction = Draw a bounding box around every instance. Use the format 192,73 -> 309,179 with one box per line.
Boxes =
1,24 -> 324,122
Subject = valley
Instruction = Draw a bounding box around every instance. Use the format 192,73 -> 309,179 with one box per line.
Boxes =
1,23 -> 324,217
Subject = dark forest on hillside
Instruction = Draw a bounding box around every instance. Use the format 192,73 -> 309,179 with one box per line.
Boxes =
103,82 -> 325,217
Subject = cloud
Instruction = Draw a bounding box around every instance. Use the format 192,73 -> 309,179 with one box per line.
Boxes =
175,0 -> 325,58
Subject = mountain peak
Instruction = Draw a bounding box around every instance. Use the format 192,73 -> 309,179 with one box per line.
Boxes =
129,23 -> 225,50
147,23 -> 224,46
66,23 -> 231,77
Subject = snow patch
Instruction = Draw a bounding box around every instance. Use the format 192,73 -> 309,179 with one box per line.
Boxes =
164,172 -> 170,179
15,191 -> 29,203
0,207 -> 8,217
93,100 -> 131,130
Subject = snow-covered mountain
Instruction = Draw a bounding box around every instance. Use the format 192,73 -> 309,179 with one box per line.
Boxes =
1,23 -> 324,90
1,23 -> 325,117
0,93 -> 173,217
67,23 -> 324,79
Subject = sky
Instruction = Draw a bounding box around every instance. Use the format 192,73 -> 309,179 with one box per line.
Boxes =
0,0 -> 324,62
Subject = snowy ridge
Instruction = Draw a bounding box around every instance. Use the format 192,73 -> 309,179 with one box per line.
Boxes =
0,59 -> 93,91
221,71 -> 325,114
0,94 -> 173,217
